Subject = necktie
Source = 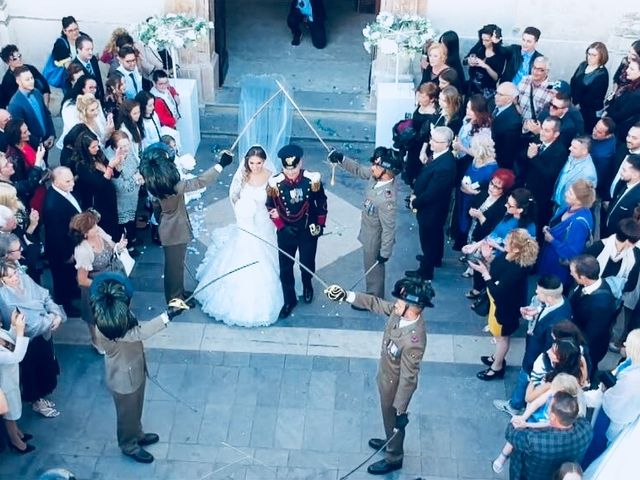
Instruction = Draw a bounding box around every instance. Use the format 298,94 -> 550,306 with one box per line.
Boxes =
129,72 -> 138,92
538,144 -> 546,154
492,107 -> 499,118
85,61 -> 94,76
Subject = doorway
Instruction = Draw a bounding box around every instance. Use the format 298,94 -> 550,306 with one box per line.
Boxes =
217,0 -> 375,93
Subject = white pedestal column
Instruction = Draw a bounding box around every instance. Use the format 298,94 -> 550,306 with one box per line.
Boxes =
173,78 -> 201,156
375,82 -> 416,148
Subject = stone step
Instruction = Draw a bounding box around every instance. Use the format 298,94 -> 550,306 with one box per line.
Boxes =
201,87 -> 377,146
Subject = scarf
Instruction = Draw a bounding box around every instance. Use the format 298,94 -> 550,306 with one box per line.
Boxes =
150,87 -> 179,119
597,235 -> 636,280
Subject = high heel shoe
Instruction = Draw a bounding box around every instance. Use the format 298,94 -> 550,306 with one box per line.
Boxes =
9,442 -> 36,454
476,365 -> 505,381
20,433 -> 33,442
465,289 -> 481,299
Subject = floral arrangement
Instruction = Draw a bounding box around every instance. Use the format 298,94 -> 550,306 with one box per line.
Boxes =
362,12 -> 436,55
132,13 -> 213,50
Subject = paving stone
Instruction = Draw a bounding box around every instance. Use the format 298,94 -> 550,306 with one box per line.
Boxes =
249,407 -> 279,448
274,407 -> 306,450
224,352 -> 252,367
227,405 -> 256,447
302,409 -> 334,452
307,371 -> 337,410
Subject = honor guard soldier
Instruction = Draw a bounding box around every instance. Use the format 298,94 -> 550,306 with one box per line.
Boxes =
267,144 -> 328,319
324,277 -> 433,475
90,272 -> 184,464
328,146 -> 400,300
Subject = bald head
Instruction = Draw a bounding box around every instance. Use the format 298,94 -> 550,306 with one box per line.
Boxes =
0,109 -> 10,130
495,82 -> 518,107
52,166 -> 75,193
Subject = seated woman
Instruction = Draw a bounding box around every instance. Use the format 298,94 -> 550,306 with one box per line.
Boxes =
0,309 -> 32,453
462,188 -> 537,297
538,180 -> 595,288
0,259 -> 65,418
451,134 -> 499,251
69,210 -> 127,354
468,229 -> 539,380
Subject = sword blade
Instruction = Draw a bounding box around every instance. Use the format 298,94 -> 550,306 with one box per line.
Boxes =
237,226 -> 330,289
185,261 -> 259,302
348,260 -> 380,291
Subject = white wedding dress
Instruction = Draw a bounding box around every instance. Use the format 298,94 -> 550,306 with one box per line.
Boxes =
195,180 -> 283,327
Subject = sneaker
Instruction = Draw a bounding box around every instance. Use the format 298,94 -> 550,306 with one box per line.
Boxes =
32,399 -> 60,418
40,398 -> 56,408
492,453 -> 507,474
493,399 -> 522,416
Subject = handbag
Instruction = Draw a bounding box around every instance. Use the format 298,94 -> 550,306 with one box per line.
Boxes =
471,289 -> 490,316
42,54 -> 66,89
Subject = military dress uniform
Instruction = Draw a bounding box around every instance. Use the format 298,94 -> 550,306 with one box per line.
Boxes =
340,156 -> 396,297
350,292 -> 426,465
266,168 -> 328,306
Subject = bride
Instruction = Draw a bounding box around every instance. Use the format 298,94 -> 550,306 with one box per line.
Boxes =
195,145 -> 284,327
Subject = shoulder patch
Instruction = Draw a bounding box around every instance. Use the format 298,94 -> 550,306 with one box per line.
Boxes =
303,170 -> 321,183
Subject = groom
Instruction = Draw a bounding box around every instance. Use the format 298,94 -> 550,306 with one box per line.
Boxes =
267,144 -> 328,318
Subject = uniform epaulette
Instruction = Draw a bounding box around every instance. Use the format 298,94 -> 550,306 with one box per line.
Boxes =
267,173 -> 284,197
303,170 -> 322,192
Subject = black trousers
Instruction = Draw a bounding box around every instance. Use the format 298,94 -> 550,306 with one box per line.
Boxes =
49,259 -> 79,308
20,336 -> 59,403
287,8 -> 326,49
163,243 -> 187,303
417,216 -> 445,280
277,228 -> 319,304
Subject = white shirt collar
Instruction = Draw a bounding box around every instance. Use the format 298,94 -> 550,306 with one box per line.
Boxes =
375,179 -> 393,188
432,149 -> 449,160
582,278 -> 602,295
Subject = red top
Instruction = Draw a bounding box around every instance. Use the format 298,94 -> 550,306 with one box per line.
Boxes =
19,144 -> 46,213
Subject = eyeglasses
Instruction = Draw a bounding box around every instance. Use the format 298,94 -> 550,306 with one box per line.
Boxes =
9,53 -> 22,61
7,246 -> 22,254
489,181 -> 503,190
506,202 -> 518,209
532,66 -> 547,72
550,103 -> 566,110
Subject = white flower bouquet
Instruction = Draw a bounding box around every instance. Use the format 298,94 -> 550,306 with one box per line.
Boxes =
362,12 -> 436,56
132,13 -> 213,51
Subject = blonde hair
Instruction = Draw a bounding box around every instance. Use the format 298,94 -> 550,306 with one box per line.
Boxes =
471,135 -> 497,166
626,329 -> 640,363
428,42 -> 448,64
551,373 -> 586,417
104,27 -> 129,56
0,183 -> 23,212
76,93 -> 99,124
570,179 -> 596,208
439,86 -> 461,122
506,228 -> 539,267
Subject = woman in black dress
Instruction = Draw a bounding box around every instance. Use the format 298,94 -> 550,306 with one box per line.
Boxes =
405,82 -> 439,186
465,24 -> 507,102
570,42 -> 610,132
73,132 -> 123,240
50,16 -> 82,69
439,30 -> 466,91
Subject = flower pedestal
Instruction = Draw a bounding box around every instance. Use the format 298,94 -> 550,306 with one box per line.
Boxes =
173,78 -> 201,156
375,82 -> 416,147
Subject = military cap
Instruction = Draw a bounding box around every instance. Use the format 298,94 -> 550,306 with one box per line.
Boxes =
278,144 -> 304,168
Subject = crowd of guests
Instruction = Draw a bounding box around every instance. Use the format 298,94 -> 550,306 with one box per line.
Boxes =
395,25 -> 640,479
0,15 -> 185,456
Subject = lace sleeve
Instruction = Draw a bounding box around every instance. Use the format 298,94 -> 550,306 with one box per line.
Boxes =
229,170 -> 243,206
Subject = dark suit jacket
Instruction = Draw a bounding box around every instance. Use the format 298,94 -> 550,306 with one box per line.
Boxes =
492,104 -> 522,169
289,0 -> 326,22
0,130 -> 7,153
42,187 -> 81,263
470,193 -> 508,242
412,150 -> 457,225
607,88 -> 640,143
503,46 -> 543,83
522,300 -> 572,373
7,89 -> 55,148
71,56 -> 105,101
525,140 -> 567,208
605,181 -> 640,236
569,282 -> 618,346
538,107 -> 585,148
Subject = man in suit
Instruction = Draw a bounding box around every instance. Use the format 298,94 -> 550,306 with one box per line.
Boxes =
504,26 -> 544,86
324,277 -> 432,475
492,82 -> 522,169
0,44 -> 50,109
116,45 -> 143,100
569,254 -> 619,379
7,66 -> 55,150
606,123 -> 640,201
327,146 -> 399,299
43,167 -> 82,316
0,108 -> 10,152
91,273 -> 184,463
530,88 -> 585,148
524,116 -> 567,237
71,35 -> 104,102
406,126 -> 457,284
604,153 -> 640,237
287,0 -> 327,49
493,275 -> 572,416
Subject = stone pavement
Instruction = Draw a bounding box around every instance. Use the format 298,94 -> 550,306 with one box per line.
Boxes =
2,139 -> 618,479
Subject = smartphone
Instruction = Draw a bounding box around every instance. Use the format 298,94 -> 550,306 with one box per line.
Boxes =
15,307 -> 21,314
